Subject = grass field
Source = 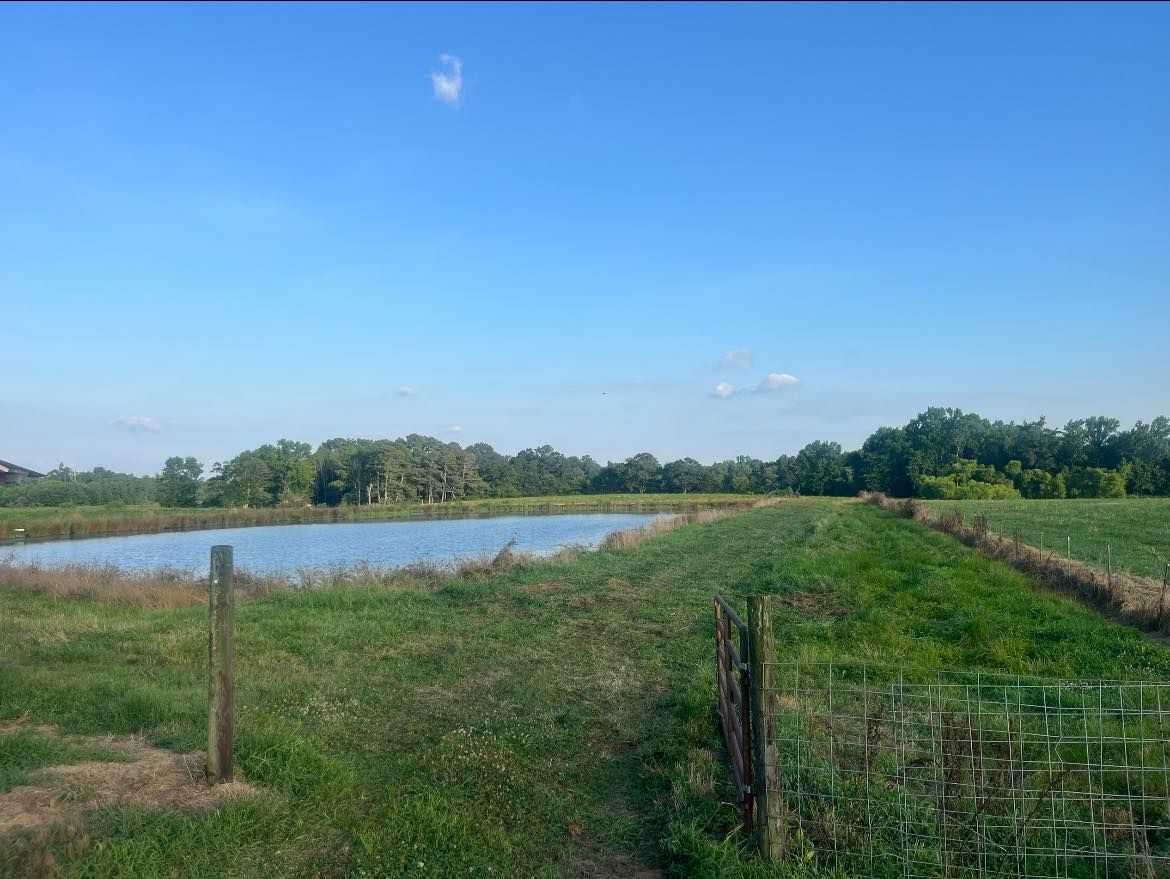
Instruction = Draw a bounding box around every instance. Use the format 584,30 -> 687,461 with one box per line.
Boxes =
0,493 -> 751,542
2,500 -> 1169,877
920,497 -> 1170,580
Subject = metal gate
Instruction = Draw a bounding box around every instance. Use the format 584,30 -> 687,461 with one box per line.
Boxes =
714,594 -> 753,832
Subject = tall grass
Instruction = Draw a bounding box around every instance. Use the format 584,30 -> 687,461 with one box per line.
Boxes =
0,558 -> 454,608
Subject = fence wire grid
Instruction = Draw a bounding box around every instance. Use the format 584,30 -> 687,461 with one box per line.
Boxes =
768,663 -> 1170,879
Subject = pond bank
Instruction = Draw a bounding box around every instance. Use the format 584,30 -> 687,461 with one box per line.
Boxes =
0,493 -> 753,543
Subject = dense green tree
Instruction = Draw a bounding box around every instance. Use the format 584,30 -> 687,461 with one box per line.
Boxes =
793,441 -> 851,496
156,457 -> 202,507
858,427 -> 914,496
622,453 -> 661,494
662,458 -> 706,493
7,408 -> 1170,508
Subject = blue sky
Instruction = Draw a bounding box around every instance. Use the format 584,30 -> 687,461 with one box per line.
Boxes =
2,3 -> 1168,475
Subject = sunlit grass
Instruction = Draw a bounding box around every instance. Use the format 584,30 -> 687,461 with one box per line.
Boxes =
920,497 -> 1170,579
2,500 -> 1168,876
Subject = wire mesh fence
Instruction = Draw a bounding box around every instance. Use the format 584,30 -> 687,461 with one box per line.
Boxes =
767,662 -> 1170,878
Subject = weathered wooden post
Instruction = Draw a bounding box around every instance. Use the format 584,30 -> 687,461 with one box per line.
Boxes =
747,594 -> 785,861
207,545 -> 235,783
1107,543 -> 1113,593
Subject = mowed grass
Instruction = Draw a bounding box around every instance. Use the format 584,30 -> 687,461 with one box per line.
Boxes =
2,501 -> 1169,878
920,497 -> 1170,580
0,493 -> 751,541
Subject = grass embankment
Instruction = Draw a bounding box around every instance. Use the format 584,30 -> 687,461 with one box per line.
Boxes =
919,497 -> 1170,580
2,501 -> 1169,877
0,494 -> 750,542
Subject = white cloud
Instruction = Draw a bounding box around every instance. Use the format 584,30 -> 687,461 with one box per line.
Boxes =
113,415 -> 162,434
712,382 -> 737,399
397,386 -> 417,397
447,425 -> 464,434
719,349 -> 752,369
756,373 -> 799,391
431,54 -> 464,106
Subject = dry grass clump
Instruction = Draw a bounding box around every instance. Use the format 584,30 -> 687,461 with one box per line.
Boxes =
451,538 -> 530,578
450,538 -> 588,579
599,506 -> 750,551
0,558 -> 446,608
0,560 -> 216,608
0,721 -> 256,840
289,560 -> 447,592
859,492 -> 1170,634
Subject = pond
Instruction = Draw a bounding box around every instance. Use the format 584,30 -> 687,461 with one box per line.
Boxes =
1,513 -> 665,575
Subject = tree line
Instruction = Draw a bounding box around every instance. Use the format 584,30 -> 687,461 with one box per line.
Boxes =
3,408 -> 1169,508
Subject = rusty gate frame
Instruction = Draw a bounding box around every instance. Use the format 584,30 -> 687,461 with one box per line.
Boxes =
714,594 -> 753,833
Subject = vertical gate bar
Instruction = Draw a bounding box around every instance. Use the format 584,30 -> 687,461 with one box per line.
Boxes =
739,616 -> 753,834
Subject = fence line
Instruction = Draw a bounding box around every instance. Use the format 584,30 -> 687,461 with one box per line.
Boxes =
712,594 -> 1170,877
768,662 -> 1170,878
860,494 -> 1170,634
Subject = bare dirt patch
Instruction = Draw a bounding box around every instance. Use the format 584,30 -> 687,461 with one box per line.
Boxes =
0,718 -> 56,736
0,724 -> 256,835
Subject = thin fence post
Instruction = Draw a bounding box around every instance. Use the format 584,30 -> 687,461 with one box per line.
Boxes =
207,545 -> 235,783
747,595 -> 785,861
1067,535 -> 1071,577
1159,564 -> 1169,629
1107,543 -> 1112,592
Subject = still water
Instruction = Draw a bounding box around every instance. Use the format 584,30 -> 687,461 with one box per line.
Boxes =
3,513 -> 663,575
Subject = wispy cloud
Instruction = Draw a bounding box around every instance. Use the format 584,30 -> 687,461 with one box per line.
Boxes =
447,425 -> 464,434
712,382 -> 737,399
113,415 -> 162,434
431,54 -> 464,106
397,386 -> 417,398
756,372 -> 799,392
719,349 -> 752,369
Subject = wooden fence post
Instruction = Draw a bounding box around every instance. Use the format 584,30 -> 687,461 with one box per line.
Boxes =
747,595 -> 785,861
207,545 -> 235,783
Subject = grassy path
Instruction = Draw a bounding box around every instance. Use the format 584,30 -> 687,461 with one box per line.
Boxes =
3,500 -> 1169,877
